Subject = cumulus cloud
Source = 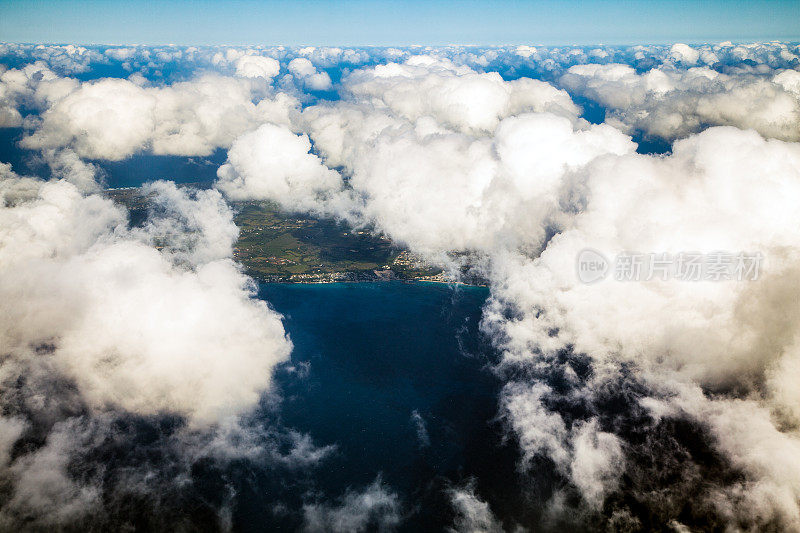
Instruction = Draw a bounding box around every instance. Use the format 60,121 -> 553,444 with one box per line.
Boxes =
297,107 -> 631,256
342,56 -> 580,134
288,58 -> 333,91
0,157 -> 308,527
669,43 -> 700,65
216,123 -> 347,214
561,63 -> 800,141
40,148 -> 104,192
21,74 -> 299,160
0,61 -> 78,127
488,127 -> 800,384
484,127 -> 800,528
0,44 -> 102,75
0,176 -> 291,424
235,54 -> 281,79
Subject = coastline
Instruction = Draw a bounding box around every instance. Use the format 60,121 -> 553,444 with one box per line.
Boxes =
253,276 -> 488,288
249,269 -> 488,287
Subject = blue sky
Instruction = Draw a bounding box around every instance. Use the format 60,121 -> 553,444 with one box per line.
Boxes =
1,0 -> 798,46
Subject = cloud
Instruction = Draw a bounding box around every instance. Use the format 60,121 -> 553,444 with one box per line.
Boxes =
561,63 -> 800,142
235,54 -> 281,80
21,74 -> 299,160
488,127 -> 800,386
288,58 -> 333,91
40,148 -> 104,192
447,482 -> 504,533
669,43 -> 700,65
297,106 -> 631,256
410,410 -> 430,448
0,44 -> 101,75
302,477 -> 402,532
1,418 -> 102,528
1,177 -> 292,425
0,61 -> 78,127
0,417 -> 27,467
216,123 -> 347,214
484,127 -> 800,527
342,55 -> 580,134
0,156 -> 315,527
0,410 -> 336,529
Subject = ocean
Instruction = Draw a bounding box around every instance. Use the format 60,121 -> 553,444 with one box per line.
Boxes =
247,281 -> 523,530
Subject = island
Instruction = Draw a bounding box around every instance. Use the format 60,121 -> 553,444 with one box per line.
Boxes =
232,200 -> 449,283
105,186 -> 473,284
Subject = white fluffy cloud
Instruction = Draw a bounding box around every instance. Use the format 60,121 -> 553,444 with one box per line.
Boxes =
0,62 -> 78,127
669,43 -> 700,65
235,54 -> 281,79
343,56 -> 580,134
216,123 -> 346,214
484,127 -> 800,527
488,127 -> 800,384
288,57 -> 333,91
0,155 -> 303,526
0,44 -> 102,75
0,173 -> 291,425
21,74 -> 299,160
561,63 -> 800,141
296,106 -> 632,255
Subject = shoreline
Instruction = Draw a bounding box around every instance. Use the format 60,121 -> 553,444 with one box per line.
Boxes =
255,277 -> 488,288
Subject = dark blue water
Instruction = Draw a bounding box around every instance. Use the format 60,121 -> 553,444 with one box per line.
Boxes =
0,127 -> 223,188
98,150 -> 225,188
246,282 -> 523,531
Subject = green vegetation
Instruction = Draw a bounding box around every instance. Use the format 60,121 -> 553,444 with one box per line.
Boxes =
233,200 -> 404,280
106,187 -> 445,282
